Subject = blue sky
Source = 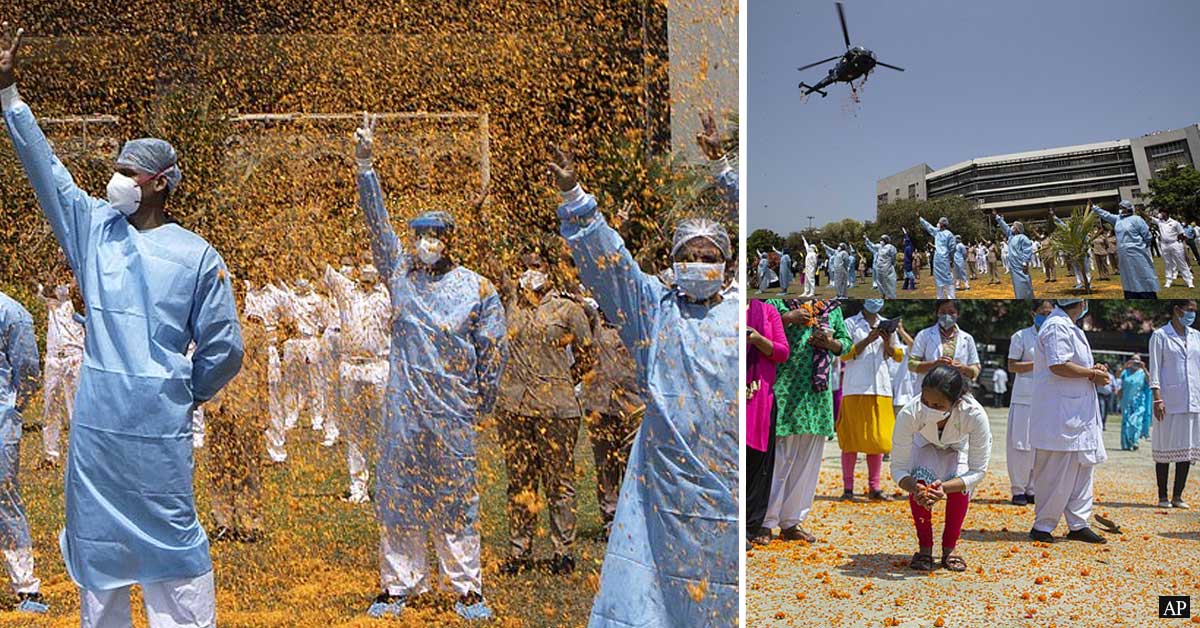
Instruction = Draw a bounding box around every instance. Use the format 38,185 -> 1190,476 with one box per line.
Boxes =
747,0 -> 1200,234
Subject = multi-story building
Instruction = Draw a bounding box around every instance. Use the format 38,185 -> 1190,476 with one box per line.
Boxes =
877,124 -> 1200,221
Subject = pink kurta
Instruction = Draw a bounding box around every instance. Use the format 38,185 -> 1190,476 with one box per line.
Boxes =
747,299 -> 790,451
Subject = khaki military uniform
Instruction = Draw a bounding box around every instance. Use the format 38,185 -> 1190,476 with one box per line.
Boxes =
1092,234 -> 1110,278
496,293 -> 593,560
579,323 -> 644,532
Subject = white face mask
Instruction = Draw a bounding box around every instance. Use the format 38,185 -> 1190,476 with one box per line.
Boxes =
106,172 -> 143,216
519,270 -> 547,292
673,262 -> 725,300
54,285 -> 70,300
416,236 -> 444,265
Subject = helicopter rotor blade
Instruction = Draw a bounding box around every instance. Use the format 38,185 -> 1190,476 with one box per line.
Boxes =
876,61 -> 906,72
797,55 -> 841,72
837,1 -> 851,49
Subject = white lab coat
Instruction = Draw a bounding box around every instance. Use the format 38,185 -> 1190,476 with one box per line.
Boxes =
842,313 -> 900,397
890,396 -> 992,494
1028,308 -> 1105,461
908,324 -> 980,391
890,344 -> 916,408
1148,323 -> 1200,414
1008,326 -> 1038,406
992,369 -> 1008,395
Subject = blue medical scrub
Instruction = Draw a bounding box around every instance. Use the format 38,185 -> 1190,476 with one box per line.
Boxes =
4,96 -> 243,590
558,188 -> 738,627
1092,206 -> 1159,295
0,292 -> 39,554
995,216 -> 1035,300
356,170 -> 508,534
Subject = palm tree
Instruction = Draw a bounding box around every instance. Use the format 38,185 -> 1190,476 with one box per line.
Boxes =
1049,208 -> 1099,293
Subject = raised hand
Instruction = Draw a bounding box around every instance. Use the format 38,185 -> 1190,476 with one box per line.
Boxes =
0,22 -> 24,89
695,111 -> 724,160
547,141 -> 578,192
354,112 -> 378,163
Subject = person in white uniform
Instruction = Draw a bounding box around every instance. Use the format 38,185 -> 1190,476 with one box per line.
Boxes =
35,281 -> 84,468
1150,211 -> 1195,289
891,364 -> 991,573
888,320 -> 916,420
278,279 -> 335,442
323,263 -> 390,504
1006,300 -> 1053,506
1148,299 -> 1200,509
1028,299 -> 1109,544
801,236 -> 818,298
249,283 -> 290,463
908,300 -> 981,391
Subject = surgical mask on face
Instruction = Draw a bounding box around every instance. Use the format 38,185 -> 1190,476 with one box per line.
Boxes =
54,285 -> 70,300
938,313 -> 957,330
519,269 -> 547,292
106,172 -> 142,216
863,299 -> 884,314
1033,313 -> 1048,329
1181,310 -> 1197,327
416,236 -> 444,265
673,262 -> 724,300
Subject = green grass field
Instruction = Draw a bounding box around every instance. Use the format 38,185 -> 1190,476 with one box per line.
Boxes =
751,258 -> 1199,300
3,407 -> 607,627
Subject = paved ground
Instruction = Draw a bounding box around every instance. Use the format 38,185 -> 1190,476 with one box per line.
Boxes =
746,406 -> 1200,628
750,258 -> 1199,300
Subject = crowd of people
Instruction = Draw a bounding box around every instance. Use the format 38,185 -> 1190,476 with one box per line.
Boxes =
754,204 -> 1200,300
747,296 -> 1200,573
0,27 -> 739,626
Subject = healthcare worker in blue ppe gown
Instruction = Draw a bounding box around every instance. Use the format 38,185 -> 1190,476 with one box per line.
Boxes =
546,114 -> 739,628
0,25 -> 243,627
0,290 -> 49,615
919,215 -> 958,299
864,234 -> 898,299
353,114 -> 508,623
993,210 -> 1036,301
1092,201 -> 1160,299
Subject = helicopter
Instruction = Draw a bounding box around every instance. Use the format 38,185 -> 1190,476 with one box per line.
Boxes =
798,1 -> 905,98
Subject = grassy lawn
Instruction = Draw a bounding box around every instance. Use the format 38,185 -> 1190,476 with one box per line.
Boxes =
1,407 -> 606,627
751,257 -> 1199,300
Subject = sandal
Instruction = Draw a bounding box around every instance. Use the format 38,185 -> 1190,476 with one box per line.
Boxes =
941,554 -> 967,572
780,526 -> 816,543
909,552 -> 936,572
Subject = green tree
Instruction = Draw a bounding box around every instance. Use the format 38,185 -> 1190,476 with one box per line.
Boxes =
746,228 -> 783,257
875,196 -> 991,250
1148,164 -> 1200,224
1049,208 -> 1100,293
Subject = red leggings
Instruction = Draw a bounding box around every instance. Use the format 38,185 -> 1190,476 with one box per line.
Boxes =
909,492 -> 970,550
841,452 -> 883,492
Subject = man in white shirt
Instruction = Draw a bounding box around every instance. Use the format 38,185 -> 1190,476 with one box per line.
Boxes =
35,280 -> 84,468
1006,300 -> 1053,506
1151,210 -> 1195,289
1028,299 -> 1109,544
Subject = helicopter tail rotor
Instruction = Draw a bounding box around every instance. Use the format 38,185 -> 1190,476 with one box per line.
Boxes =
837,1 -> 851,49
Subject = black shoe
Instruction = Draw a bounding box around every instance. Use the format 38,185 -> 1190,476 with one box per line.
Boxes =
839,490 -> 854,501
1066,527 -> 1107,544
549,554 -> 576,575
1029,528 -> 1055,543
868,490 -> 894,502
1011,494 -> 1028,506
499,558 -> 533,576
1026,494 -> 1035,504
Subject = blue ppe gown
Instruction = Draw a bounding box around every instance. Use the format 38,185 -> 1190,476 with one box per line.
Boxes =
1093,206 -> 1159,295
0,292 -> 39,553
953,242 -> 969,282
864,238 -> 897,299
356,170 -> 508,532
558,191 -> 738,627
919,217 -> 956,291
822,244 -> 850,298
3,96 -> 243,590
777,252 -> 793,293
995,216 -> 1035,300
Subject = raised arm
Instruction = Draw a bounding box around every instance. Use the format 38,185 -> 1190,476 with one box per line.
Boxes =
697,111 -> 737,212
821,242 -> 838,257
472,279 -> 509,416
802,235 -> 810,251
354,113 -> 404,284
994,213 -> 1014,239
918,216 -> 937,238
548,141 -> 666,376
189,248 -> 244,403
1091,204 -> 1119,226
863,235 -> 878,254
1,27 -> 101,276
